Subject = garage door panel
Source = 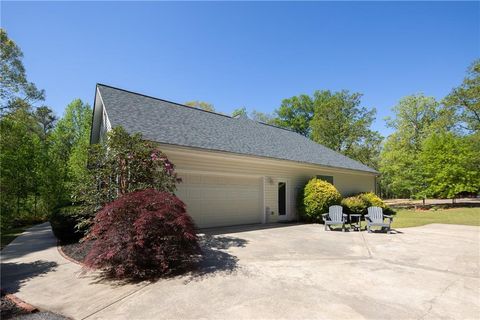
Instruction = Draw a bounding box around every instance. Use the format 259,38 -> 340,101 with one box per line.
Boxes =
175,173 -> 262,228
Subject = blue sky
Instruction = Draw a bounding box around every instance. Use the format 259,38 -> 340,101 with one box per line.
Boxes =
2,1 -> 479,136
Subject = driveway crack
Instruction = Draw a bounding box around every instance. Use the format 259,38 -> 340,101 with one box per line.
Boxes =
81,282 -> 152,320
377,258 -> 479,279
417,278 -> 459,320
361,232 -> 373,258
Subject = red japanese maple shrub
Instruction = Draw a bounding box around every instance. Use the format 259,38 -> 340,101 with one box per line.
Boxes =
84,189 -> 200,280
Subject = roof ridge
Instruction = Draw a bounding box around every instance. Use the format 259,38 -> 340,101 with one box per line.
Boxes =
97,83 -> 296,133
96,83 -> 233,119
255,120 -> 296,133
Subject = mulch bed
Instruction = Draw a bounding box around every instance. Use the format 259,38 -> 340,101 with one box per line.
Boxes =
59,240 -> 94,264
1,293 -> 28,319
13,311 -> 71,320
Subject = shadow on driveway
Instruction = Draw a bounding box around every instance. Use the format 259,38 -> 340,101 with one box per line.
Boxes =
1,260 -> 58,293
1,223 -> 59,293
185,234 -> 249,282
1,223 -> 56,261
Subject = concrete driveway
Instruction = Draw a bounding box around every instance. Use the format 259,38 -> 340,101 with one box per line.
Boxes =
1,223 -> 479,319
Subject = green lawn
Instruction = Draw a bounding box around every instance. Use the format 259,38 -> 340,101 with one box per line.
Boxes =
1,225 -> 33,250
391,207 -> 480,228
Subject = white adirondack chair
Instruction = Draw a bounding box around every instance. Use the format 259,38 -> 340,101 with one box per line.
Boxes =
365,206 -> 393,233
322,205 -> 348,232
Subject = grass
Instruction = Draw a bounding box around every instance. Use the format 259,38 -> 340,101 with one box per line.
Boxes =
1,225 -> 33,250
391,207 -> 480,228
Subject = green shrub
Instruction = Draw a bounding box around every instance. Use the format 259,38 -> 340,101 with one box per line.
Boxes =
383,206 -> 396,216
299,178 -> 341,222
342,192 -> 395,216
359,192 -> 386,208
341,196 -> 367,215
49,206 -> 87,243
7,215 -> 46,229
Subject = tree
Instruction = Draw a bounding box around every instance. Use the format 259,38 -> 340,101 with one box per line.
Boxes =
379,94 -> 441,198
378,134 -> 418,199
185,100 -> 215,112
50,99 -> 92,202
250,110 -> 277,124
385,94 -> 440,150
75,127 -> 181,230
275,94 -> 314,136
52,99 -> 91,153
275,90 -> 381,168
419,132 -> 480,200
231,108 -> 277,124
0,102 -> 40,220
0,31 -> 53,226
443,60 -> 480,133
33,106 -> 57,213
310,90 -> 382,168
0,31 -> 93,229
232,107 -> 247,118
34,106 -> 56,141
0,29 -> 45,111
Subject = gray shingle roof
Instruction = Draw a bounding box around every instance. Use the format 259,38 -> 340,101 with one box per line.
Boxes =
97,84 -> 378,174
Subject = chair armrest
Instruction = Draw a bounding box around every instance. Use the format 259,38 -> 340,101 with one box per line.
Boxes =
322,213 -> 328,222
384,215 -> 393,221
364,215 -> 371,222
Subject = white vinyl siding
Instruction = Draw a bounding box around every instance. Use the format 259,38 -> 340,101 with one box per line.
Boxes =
99,108 -> 111,144
91,88 -> 112,144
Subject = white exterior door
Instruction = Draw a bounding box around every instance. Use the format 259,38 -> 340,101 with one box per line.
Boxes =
175,173 -> 263,228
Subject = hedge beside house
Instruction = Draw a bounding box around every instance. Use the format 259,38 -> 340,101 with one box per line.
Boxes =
298,178 -> 342,222
342,192 -> 394,216
341,196 -> 367,215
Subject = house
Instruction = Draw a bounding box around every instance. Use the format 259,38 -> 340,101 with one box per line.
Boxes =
90,84 -> 378,228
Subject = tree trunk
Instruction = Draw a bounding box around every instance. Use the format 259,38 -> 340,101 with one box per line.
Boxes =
34,193 -> 37,217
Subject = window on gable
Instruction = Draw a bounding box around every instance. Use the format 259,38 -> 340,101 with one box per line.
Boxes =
316,175 -> 334,185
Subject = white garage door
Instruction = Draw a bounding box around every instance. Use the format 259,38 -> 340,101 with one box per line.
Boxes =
175,173 -> 262,228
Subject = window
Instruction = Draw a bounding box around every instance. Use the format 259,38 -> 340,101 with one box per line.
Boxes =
316,175 -> 334,185
278,182 -> 286,216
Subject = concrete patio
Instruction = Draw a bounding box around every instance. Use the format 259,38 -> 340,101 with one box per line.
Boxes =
1,222 -> 479,319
